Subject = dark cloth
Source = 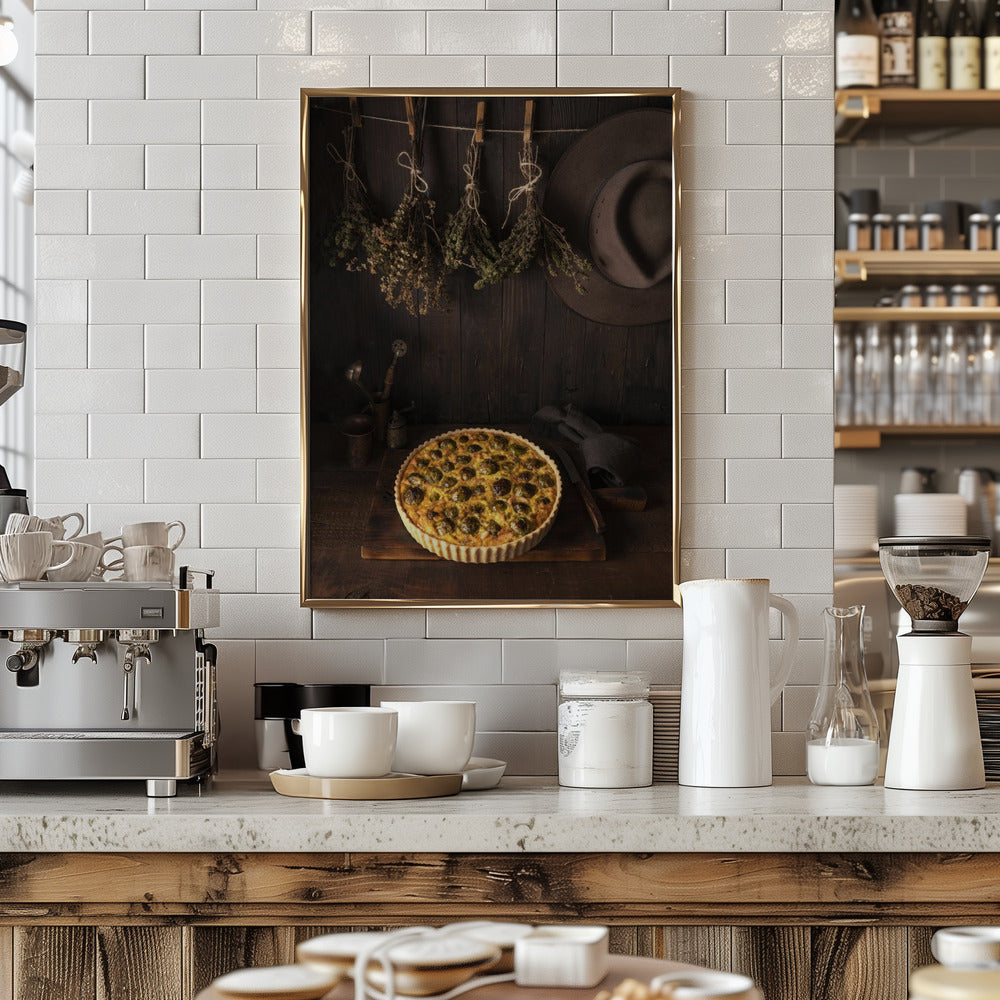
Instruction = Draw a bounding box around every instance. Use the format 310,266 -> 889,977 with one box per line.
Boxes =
532,404 -> 641,487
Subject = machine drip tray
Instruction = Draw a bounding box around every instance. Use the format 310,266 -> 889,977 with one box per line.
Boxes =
0,730 -> 198,739
0,730 -> 209,795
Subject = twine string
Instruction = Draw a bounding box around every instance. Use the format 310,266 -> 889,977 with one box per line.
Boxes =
327,127 -> 367,193
397,150 -> 429,195
503,141 -> 542,226
462,139 -> 482,213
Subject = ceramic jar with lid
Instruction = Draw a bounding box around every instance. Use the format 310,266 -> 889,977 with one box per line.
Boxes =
557,671 -> 652,788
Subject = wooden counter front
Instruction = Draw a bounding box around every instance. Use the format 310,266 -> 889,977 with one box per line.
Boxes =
0,850 -> 989,999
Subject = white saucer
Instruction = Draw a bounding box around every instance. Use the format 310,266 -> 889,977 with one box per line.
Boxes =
462,757 -> 507,790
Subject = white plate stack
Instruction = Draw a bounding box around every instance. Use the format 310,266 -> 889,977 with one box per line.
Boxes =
650,688 -> 681,783
834,484 -> 879,557
894,493 -> 967,536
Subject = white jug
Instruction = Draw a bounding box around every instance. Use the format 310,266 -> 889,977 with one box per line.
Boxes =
678,579 -> 799,788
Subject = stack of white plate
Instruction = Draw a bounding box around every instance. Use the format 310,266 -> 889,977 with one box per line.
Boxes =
894,493 -> 967,536
650,688 -> 681,783
834,484 -> 879,557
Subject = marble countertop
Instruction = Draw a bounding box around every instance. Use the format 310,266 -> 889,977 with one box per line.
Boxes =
4,775 -> 1000,853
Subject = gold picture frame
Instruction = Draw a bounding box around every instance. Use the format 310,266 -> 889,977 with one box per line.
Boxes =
300,87 -> 682,608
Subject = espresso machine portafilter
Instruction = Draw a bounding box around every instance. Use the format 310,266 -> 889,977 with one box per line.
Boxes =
0,567 -> 220,797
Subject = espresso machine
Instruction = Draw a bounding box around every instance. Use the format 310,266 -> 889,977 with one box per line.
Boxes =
0,567 -> 219,796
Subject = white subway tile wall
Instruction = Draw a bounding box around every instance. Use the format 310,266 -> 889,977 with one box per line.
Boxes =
32,3 -> 834,774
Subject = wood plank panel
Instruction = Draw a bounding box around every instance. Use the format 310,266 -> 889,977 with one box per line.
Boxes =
811,926 -> 907,1000
733,926 -> 810,1000
907,926 -> 934,976
608,926 -> 661,959
0,927 -> 12,1000
96,926 -> 182,1000
7,853 -> 1000,910
187,926 -> 295,998
13,926 -> 95,1000
659,927 -> 732,973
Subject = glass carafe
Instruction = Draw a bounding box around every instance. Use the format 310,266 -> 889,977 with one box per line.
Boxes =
807,605 -> 880,785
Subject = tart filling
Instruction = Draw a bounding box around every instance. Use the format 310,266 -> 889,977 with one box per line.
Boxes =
395,429 -> 561,562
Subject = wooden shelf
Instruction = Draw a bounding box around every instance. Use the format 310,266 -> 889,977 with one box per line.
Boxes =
835,423 -> 1000,449
835,307 -> 1000,321
836,250 -> 1000,282
836,88 -> 1000,140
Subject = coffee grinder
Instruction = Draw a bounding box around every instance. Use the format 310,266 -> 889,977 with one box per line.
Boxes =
879,536 -> 991,790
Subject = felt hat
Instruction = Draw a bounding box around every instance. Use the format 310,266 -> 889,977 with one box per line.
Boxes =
543,107 -> 675,327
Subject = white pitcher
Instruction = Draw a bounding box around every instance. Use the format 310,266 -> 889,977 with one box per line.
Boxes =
678,579 -> 799,788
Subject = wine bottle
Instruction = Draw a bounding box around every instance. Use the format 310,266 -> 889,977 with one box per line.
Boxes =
837,0 -> 882,87
880,0 -> 917,84
984,0 -> 1000,88
948,0 -> 981,88
917,0 -> 948,86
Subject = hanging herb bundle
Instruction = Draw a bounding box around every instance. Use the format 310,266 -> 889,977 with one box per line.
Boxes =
497,138 -> 591,295
324,122 -> 374,272
442,118 -> 502,289
366,101 -> 449,316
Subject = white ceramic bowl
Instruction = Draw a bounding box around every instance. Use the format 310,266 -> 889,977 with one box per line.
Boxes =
446,921 -> 533,972
932,926 -> 1000,968
380,700 -> 475,775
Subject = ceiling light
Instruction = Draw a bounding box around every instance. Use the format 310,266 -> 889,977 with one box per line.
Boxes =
0,12 -> 17,67
0,14 -> 17,66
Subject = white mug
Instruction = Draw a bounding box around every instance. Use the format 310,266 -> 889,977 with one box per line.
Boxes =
45,541 -> 103,582
0,531 -> 76,582
678,579 -> 799,789
6,511 -> 84,540
379,700 -> 476,775
290,707 -> 398,779
109,520 -> 185,551
93,544 -> 126,580
123,545 -> 174,582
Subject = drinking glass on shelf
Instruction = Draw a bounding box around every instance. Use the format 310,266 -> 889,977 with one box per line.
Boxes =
902,325 -> 931,425
863,321 -> 893,425
927,330 -> 942,425
936,325 -> 966,425
979,323 -> 1000,424
965,330 -> 983,424
853,330 -> 873,425
834,322 -> 855,426
893,330 -> 907,425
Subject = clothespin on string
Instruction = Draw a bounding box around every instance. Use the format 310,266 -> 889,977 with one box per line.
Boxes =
474,101 -> 486,145
522,99 -> 535,146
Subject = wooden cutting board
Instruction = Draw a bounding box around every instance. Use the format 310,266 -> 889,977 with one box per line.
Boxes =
361,450 -> 605,562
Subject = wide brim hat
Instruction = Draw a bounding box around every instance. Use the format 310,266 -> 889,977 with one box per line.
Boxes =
543,107 -> 675,327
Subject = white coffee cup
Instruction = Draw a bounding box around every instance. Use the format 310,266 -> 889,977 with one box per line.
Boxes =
45,541 -> 102,583
290,707 -> 398,779
123,544 -> 174,582
5,511 -> 84,540
108,520 -> 185,551
93,544 -> 126,580
379,700 -> 476,775
0,531 -> 76,582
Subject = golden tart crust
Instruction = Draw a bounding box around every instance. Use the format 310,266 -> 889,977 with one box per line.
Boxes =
395,428 -> 562,564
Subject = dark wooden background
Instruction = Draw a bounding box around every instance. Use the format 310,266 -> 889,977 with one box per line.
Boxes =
304,93 -> 677,604
307,93 -> 675,428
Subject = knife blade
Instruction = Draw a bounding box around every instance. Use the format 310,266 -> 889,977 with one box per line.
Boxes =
545,440 -> 606,535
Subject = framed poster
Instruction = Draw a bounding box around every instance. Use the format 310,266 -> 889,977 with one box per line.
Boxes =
301,88 -> 681,607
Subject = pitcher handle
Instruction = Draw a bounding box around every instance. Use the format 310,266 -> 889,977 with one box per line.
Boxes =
768,595 -> 800,704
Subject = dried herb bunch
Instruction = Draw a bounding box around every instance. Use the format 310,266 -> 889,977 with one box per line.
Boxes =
367,104 -> 449,316
497,140 -> 591,295
443,132 -> 502,289
324,124 -> 374,272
